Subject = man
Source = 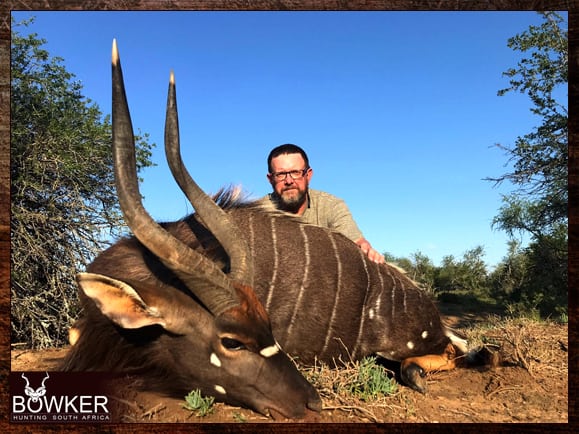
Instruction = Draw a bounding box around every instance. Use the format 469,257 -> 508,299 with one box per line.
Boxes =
263,144 -> 385,264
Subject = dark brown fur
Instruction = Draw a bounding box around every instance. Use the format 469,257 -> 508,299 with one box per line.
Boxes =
65,195 -> 457,383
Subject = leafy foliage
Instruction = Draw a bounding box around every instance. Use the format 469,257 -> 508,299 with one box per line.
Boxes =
183,390 -> 215,417
487,12 -> 567,317
492,12 -> 567,209
490,230 -> 567,317
436,246 -> 488,294
301,356 -> 399,417
10,18 -> 154,348
387,247 -> 489,297
385,251 -> 436,295
489,240 -> 529,301
345,357 -> 398,400
385,240 -> 565,320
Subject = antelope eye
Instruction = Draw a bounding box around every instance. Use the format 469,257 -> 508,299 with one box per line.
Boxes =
221,337 -> 246,351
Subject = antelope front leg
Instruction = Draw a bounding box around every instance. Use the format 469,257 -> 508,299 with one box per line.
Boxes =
400,343 -> 458,393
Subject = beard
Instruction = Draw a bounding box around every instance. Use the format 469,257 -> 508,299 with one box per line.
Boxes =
273,187 -> 308,213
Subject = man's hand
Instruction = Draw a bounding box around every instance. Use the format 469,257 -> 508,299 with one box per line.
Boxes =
355,238 -> 385,264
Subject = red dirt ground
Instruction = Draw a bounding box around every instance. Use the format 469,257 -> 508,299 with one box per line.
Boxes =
10,309 -> 568,424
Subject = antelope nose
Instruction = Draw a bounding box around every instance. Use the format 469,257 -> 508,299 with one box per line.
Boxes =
308,393 -> 323,412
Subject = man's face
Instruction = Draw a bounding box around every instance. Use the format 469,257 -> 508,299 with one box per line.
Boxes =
267,153 -> 312,213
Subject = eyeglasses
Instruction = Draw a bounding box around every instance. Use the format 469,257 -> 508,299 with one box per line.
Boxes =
270,168 -> 309,182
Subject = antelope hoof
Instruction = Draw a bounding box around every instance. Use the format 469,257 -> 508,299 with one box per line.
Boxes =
400,362 -> 427,394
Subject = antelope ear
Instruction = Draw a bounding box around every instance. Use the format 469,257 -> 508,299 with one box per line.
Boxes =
77,272 -> 167,330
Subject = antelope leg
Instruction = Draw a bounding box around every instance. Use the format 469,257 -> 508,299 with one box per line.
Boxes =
400,343 -> 457,393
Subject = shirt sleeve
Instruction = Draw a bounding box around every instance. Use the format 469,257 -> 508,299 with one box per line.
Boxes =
307,190 -> 364,242
325,197 -> 364,242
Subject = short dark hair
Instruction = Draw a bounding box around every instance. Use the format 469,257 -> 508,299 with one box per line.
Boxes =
267,144 -> 310,173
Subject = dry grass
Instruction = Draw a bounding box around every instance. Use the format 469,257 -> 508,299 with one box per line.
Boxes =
288,315 -> 568,422
295,357 -> 401,422
456,316 -> 568,378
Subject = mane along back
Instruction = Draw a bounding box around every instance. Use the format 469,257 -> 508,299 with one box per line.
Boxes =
211,186 -> 257,210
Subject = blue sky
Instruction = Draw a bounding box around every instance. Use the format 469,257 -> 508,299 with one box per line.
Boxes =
12,11 -> 563,268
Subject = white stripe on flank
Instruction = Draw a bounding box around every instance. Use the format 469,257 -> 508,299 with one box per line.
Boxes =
265,217 -> 279,311
248,212 -> 255,259
285,225 -> 310,341
389,267 -> 396,321
374,290 -> 382,320
351,247 -> 371,360
321,232 -> 342,356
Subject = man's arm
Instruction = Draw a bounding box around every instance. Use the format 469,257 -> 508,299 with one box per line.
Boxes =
320,193 -> 385,264
355,237 -> 385,264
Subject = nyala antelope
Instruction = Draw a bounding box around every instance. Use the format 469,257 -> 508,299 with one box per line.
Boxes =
63,40 -> 474,420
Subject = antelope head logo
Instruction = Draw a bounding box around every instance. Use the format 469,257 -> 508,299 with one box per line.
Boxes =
21,373 -> 50,402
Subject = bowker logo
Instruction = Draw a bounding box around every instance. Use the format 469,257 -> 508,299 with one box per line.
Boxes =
11,372 -> 112,423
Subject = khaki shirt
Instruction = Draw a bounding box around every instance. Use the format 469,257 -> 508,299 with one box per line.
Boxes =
261,189 -> 363,242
